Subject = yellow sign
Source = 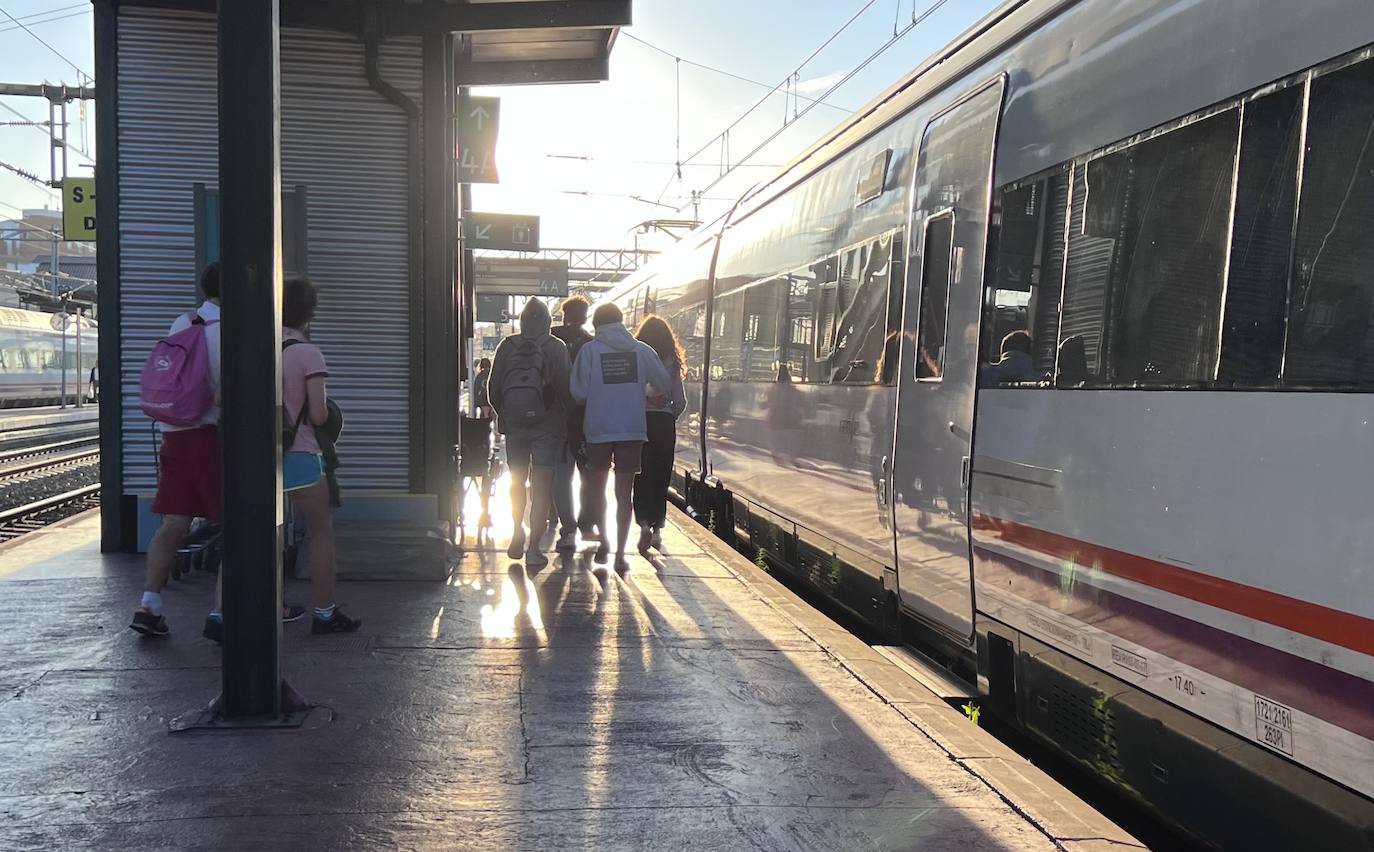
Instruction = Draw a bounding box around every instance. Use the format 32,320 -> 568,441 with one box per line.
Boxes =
62,177 -> 96,240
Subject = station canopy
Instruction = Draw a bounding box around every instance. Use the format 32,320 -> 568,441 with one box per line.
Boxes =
153,0 -> 628,84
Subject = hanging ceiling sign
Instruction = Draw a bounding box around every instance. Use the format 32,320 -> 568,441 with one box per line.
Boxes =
465,212 -> 539,252
458,93 -> 500,184
474,257 -> 569,297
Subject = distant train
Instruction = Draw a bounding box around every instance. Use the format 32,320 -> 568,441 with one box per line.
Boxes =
0,306 -> 98,407
606,1 -> 1374,848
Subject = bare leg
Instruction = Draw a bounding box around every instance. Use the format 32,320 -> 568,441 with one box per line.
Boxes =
526,466 -> 554,565
144,515 -> 191,594
289,480 -> 337,610
585,462 -> 610,562
508,463 -> 530,558
613,466 -> 635,560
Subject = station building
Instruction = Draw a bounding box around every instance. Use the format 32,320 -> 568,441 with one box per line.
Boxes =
93,0 -> 629,570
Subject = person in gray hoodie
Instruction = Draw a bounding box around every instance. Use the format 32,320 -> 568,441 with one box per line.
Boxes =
570,303 -> 671,570
488,298 -> 571,568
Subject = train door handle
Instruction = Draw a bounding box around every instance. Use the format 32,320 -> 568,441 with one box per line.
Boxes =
878,455 -> 890,507
961,455 -> 970,487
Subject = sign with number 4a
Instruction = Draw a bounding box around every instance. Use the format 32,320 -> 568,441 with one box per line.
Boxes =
458,93 -> 500,184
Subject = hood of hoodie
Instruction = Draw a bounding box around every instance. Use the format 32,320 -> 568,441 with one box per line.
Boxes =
594,322 -> 639,351
518,299 -> 552,338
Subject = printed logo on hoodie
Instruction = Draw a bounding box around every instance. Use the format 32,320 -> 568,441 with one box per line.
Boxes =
600,351 -> 638,384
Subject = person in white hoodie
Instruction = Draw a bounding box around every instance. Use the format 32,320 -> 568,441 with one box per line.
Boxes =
570,303 -> 671,570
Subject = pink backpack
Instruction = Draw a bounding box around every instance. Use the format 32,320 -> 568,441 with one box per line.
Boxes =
139,313 -> 217,426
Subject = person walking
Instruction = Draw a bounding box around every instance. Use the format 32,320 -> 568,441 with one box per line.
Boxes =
570,303 -> 671,571
471,357 -> 493,418
489,298 -> 571,568
129,263 -> 224,637
632,316 -> 686,554
549,295 -> 593,552
278,276 -> 361,634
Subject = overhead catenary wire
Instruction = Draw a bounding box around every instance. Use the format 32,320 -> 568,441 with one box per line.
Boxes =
690,0 -> 951,203
653,0 -> 883,205
0,4 -> 91,82
619,32 -> 853,115
0,5 -> 87,34
0,100 -> 95,163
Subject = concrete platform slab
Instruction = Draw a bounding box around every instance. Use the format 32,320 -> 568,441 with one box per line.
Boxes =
0,510 -> 1135,850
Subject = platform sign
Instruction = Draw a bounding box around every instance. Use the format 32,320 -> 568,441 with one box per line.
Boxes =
465,212 -> 539,252
458,93 -> 500,184
474,257 -> 569,297
62,177 -> 96,240
476,294 -> 510,323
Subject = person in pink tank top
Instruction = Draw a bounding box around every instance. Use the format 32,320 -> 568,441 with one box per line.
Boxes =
281,277 -> 360,635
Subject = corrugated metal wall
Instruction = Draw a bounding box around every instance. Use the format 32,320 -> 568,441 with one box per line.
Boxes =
118,8 -> 420,493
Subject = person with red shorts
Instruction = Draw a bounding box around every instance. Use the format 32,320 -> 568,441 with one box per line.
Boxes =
130,263 -> 226,637
570,303 -> 671,571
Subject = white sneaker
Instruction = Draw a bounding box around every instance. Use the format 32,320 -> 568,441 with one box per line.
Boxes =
636,525 -> 652,554
650,527 -> 663,550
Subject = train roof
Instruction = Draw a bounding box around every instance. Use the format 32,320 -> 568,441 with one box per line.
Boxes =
0,307 -> 98,332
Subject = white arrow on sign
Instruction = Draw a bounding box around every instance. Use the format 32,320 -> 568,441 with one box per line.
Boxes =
469,105 -> 490,131
475,224 -> 492,240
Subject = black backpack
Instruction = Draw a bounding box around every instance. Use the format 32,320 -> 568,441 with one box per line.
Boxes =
498,337 -> 549,426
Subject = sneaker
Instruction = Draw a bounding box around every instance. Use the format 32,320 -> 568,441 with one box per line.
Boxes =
593,543 -> 609,565
282,604 -> 307,623
579,523 -> 602,543
312,608 -> 362,635
636,525 -> 652,554
525,548 -> 549,569
555,531 -> 577,553
129,608 -> 169,638
507,528 -> 527,560
202,614 -> 223,644
650,528 -> 663,550
614,556 -> 631,573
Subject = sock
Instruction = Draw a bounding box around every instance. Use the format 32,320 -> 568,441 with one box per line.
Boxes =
314,604 -> 336,621
207,610 -> 222,622
140,591 -> 163,616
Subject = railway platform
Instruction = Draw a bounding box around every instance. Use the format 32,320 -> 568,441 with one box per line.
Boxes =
0,405 -> 99,433
0,505 -> 1139,851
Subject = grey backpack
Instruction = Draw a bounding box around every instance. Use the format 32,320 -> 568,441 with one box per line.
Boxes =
498,337 -> 548,425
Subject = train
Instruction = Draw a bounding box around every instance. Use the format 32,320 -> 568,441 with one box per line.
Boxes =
0,306 -> 98,407
603,1 -> 1374,847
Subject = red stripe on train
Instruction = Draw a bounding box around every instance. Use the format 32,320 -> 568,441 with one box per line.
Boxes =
972,514 -> 1374,658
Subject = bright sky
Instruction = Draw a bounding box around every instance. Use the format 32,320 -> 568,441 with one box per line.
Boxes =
0,0 -> 1002,249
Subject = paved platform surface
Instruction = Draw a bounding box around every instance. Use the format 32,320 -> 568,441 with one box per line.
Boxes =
0,405 -> 99,432
0,508 -> 1138,851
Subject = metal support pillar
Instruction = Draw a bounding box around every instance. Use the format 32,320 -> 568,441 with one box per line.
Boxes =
422,31 -> 456,516
216,0 -> 286,722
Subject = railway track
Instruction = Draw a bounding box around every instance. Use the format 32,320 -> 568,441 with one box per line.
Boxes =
0,484 -> 101,543
0,417 -> 101,542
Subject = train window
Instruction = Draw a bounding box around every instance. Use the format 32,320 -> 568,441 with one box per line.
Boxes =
982,168 -> 1068,386
1061,109 -> 1239,386
1217,86 -> 1304,386
830,234 -> 898,384
1282,58 -> 1374,386
916,212 -> 954,380
741,279 -> 783,382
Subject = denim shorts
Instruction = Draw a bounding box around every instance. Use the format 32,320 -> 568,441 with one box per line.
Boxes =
505,430 -> 560,469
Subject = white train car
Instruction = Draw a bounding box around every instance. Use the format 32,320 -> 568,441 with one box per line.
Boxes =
606,0 -> 1374,846
0,307 -> 98,407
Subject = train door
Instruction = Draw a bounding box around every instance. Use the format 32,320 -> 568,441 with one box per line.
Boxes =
889,78 -> 1003,641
